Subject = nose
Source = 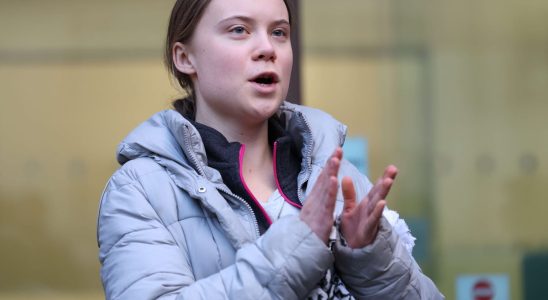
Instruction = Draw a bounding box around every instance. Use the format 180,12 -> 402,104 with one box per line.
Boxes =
252,33 -> 276,62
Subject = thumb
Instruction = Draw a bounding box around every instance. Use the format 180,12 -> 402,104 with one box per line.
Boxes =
342,176 -> 357,213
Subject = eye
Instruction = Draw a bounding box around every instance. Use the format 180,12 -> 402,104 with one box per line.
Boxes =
272,29 -> 285,37
272,27 -> 290,40
229,25 -> 248,35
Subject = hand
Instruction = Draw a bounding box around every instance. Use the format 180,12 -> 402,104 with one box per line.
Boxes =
340,165 -> 398,249
300,148 -> 342,244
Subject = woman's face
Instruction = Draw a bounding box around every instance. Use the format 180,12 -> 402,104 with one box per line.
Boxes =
176,0 -> 293,126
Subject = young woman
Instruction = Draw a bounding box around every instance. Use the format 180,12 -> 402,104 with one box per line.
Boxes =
97,0 -> 444,299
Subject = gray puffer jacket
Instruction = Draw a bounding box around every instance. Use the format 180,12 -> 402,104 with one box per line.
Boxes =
97,102 -> 443,299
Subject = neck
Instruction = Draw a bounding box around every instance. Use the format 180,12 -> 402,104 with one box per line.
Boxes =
195,107 -> 276,201
196,108 -> 267,144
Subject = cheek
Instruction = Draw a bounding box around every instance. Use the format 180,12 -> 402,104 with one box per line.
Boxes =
207,46 -> 243,73
285,56 -> 293,75
282,51 -> 294,83
196,49 -> 244,97
282,47 -> 294,74
194,44 -> 239,78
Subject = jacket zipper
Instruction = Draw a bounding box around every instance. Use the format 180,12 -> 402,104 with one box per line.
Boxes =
295,112 -> 314,203
183,124 -> 207,177
218,187 -> 260,239
183,125 -> 260,238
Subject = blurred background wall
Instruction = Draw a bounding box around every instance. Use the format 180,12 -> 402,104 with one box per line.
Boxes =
1,0 -> 547,299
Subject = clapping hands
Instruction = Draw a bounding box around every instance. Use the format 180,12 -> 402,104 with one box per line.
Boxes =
300,147 -> 398,248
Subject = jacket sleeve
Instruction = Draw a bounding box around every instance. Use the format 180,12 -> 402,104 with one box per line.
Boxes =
333,159 -> 444,299
98,173 -> 333,300
333,218 -> 444,299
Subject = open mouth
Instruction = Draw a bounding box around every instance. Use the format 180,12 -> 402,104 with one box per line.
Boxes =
251,73 -> 279,85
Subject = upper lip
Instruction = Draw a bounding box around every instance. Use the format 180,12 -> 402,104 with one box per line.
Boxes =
249,72 -> 280,83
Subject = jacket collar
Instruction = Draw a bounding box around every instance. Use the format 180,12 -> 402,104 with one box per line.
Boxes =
116,102 -> 347,179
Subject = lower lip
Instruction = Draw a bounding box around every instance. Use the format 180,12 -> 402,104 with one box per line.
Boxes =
250,81 -> 278,94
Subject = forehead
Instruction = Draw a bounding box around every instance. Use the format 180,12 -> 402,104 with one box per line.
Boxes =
200,0 -> 289,24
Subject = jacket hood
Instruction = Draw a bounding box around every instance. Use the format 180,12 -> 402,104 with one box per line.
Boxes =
278,102 -> 347,166
116,110 -> 206,169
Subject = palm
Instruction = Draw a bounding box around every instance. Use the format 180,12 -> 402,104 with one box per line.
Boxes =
300,148 -> 342,244
340,166 -> 398,249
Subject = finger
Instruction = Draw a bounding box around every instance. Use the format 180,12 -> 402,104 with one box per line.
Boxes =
365,200 -> 385,241
315,172 -> 339,207
326,148 -> 342,177
371,200 -> 386,222
364,175 -> 384,206
313,155 -> 340,194
378,177 -> 394,202
342,176 -> 357,213
331,147 -> 343,161
383,165 -> 398,180
368,165 -> 397,198
367,178 -> 393,214
327,176 -> 338,208
319,153 -> 341,181
329,156 -> 341,178
369,177 -> 383,198
360,165 -> 397,216
367,165 -> 397,201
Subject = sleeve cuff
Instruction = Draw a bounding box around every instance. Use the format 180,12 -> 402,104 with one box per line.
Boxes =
333,217 -> 397,280
257,215 -> 335,294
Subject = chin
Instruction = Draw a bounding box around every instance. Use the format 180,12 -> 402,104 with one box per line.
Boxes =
246,102 -> 281,123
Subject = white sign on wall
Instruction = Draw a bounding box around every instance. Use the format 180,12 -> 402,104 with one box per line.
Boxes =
456,274 -> 509,300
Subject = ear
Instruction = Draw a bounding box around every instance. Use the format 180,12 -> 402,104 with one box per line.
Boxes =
173,42 -> 196,75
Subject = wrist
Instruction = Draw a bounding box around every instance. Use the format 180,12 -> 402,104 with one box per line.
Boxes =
336,218 -> 380,249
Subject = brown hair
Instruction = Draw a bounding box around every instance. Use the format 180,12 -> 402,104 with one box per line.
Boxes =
165,0 -> 294,118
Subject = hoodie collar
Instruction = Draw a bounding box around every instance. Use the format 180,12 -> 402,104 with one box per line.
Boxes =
116,103 -> 347,181
188,115 -> 303,234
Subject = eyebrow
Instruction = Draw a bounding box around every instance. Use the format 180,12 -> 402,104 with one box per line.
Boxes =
218,15 -> 290,27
